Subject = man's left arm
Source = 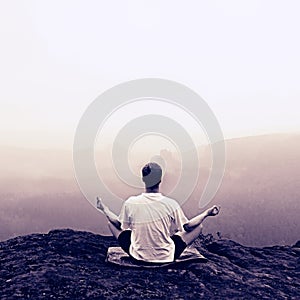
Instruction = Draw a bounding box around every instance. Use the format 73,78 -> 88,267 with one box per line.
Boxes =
96,197 -> 122,229
117,201 -> 131,230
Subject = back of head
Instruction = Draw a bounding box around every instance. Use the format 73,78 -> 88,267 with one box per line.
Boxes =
142,162 -> 162,189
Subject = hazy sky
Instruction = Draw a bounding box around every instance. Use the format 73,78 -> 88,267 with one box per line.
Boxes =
0,0 -> 299,149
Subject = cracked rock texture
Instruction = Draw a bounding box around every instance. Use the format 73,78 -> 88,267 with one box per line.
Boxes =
0,229 -> 299,299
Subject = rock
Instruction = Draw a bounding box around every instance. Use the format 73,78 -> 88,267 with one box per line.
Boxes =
0,229 -> 299,299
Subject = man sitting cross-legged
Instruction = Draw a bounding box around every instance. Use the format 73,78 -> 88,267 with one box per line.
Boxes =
97,162 -> 220,263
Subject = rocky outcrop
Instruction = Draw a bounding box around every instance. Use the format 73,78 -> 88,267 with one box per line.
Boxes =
0,229 -> 299,299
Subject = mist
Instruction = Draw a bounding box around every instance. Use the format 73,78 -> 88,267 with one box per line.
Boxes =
0,133 -> 299,246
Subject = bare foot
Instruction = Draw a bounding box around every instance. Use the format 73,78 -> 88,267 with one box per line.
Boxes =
207,205 -> 220,217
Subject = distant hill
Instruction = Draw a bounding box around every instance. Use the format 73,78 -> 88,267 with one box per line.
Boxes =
184,133 -> 300,246
0,133 -> 299,246
0,229 -> 299,299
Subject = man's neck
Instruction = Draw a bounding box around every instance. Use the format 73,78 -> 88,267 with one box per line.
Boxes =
145,187 -> 160,193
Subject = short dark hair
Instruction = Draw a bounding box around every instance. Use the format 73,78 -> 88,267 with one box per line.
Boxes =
142,162 -> 162,189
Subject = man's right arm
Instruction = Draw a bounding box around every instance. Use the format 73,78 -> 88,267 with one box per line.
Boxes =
183,222 -> 197,232
173,204 -> 189,232
182,206 -> 220,231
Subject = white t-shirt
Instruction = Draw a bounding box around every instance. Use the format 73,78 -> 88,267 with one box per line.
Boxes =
118,193 -> 188,263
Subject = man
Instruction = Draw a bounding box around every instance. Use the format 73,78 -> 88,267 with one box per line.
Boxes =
97,162 -> 220,263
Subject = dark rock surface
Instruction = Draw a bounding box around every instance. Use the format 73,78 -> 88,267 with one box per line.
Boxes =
0,229 -> 299,299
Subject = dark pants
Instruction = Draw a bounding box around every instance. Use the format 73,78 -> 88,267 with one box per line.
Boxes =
118,230 -> 187,261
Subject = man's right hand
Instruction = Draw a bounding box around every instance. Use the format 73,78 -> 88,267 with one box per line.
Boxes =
207,205 -> 220,216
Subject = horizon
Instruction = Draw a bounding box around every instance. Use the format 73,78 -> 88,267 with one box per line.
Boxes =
0,128 -> 299,247
1,130 -> 300,151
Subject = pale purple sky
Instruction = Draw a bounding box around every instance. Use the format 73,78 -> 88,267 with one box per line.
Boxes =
0,0 -> 299,149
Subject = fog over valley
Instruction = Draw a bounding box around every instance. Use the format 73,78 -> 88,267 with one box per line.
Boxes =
1,133 -> 299,246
